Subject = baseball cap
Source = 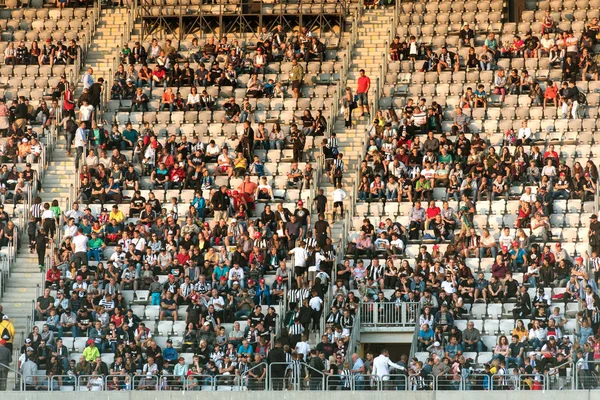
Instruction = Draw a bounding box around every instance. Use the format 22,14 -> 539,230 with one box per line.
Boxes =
168,274 -> 174,279
247,279 -> 254,285
298,200 -> 303,205
502,246 -> 508,251
1,315 -> 7,320
433,341 -> 440,347
276,276 -> 283,282
25,338 -> 31,343
512,242 -> 519,247
0,340 -> 5,345
203,321 -> 210,326
166,339 -> 173,344
259,278 -> 265,284
26,347 -> 34,352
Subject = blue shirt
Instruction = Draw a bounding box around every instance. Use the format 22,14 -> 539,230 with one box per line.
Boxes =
238,344 -> 253,355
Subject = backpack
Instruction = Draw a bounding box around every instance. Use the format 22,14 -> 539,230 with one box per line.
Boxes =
0,323 -> 11,341
577,90 -> 587,105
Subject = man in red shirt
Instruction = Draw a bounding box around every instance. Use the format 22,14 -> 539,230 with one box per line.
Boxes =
356,69 -> 371,117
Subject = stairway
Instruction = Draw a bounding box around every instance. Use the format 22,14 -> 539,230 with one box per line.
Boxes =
78,8 -> 129,93
0,134 -> 74,389
316,10 -> 393,231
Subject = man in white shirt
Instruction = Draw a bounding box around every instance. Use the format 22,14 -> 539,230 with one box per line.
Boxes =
332,184 -> 347,220
517,120 -> 531,144
372,349 -> 405,384
78,99 -> 94,129
498,227 -> 514,249
82,67 -> 93,90
308,291 -> 323,332
530,213 -> 549,242
74,121 -> 87,170
64,202 -> 84,225
289,242 -> 308,288
294,334 -> 310,358
520,187 -> 536,204
71,227 -> 89,268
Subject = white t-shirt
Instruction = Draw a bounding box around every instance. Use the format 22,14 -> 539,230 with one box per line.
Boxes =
333,189 -> 347,203
42,209 -> 55,219
309,296 -> 322,311
290,247 -> 308,267
498,233 -> 513,248
72,234 -> 89,253
441,280 -> 456,294
80,104 -> 94,122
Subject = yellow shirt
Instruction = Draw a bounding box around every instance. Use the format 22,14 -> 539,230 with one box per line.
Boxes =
109,210 -> 125,223
0,320 -> 15,344
82,345 -> 100,362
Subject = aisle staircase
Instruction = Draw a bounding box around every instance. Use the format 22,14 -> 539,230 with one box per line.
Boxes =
77,7 -> 130,94
318,10 -> 394,228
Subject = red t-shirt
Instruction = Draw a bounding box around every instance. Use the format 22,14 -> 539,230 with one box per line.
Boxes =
357,76 -> 370,93
426,207 -> 441,219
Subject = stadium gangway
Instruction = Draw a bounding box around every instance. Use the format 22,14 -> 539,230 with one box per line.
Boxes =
240,362 -> 268,391
131,373 -> 159,390
574,359 -> 600,390
359,301 -> 420,329
267,362 -> 325,391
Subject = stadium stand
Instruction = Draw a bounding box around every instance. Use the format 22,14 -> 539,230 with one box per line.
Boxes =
0,0 -> 599,393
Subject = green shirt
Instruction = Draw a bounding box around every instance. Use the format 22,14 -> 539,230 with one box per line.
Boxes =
88,237 -> 104,250
416,180 -> 431,191
123,129 -> 139,144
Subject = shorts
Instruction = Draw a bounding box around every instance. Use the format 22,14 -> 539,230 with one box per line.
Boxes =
357,92 -> 368,106
292,80 -> 301,90
295,265 -> 306,277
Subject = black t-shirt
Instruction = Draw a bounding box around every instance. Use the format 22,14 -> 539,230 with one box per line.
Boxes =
249,312 -> 265,327
294,208 -> 309,225
131,196 -> 146,208
509,342 -> 523,357
314,220 -> 329,237
315,195 -> 327,210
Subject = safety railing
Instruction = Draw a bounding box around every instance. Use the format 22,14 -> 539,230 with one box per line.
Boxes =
359,301 -> 420,329
184,374 -> 214,391
0,362 -> 23,391
241,362 -> 268,390
132,374 -> 159,390
346,304 -> 361,363
546,360 -> 574,390
574,359 -> 600,390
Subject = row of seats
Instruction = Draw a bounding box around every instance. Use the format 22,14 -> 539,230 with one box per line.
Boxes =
0,7 -> 91,21
0,64 -> 78,78
143,3 -> 346,16
108,95 -> 334,113
401,0 -> 503,14
353,200 -> 594,220
105,110 -> 333,128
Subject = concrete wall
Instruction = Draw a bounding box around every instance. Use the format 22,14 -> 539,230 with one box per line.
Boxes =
5,390 -> 600,400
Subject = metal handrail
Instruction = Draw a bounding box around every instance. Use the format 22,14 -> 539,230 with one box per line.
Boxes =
0,362 -> 24,391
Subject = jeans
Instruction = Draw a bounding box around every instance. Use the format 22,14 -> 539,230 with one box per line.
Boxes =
506,356 -> 523,367
386,189 -> 398,200
359,191 -> 368,201
87,248 -> 103,261
528,276 -> 537,288
58,325 -> 78,338
464,341 -> 483,353
75,146 -> 84,169
479,246 -> 497,259
270,140 -> 283,150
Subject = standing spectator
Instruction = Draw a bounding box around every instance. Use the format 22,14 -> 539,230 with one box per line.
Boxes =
0,339 -> 11,390
356,69 -> 371,117
289,59 -> 303,99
